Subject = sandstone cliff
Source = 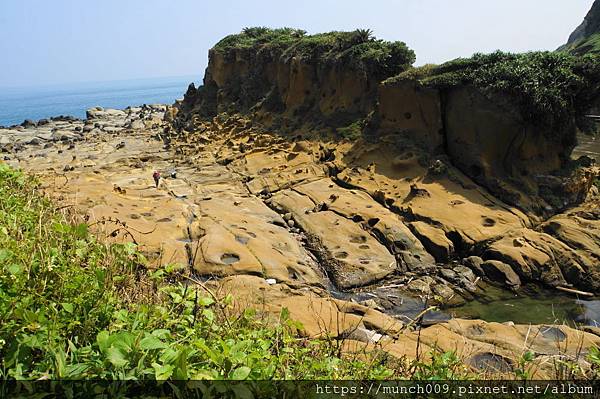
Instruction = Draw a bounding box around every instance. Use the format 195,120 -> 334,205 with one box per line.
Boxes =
374,52 -> 600,215
179,28 -> 415,131
179,31 -> 599,216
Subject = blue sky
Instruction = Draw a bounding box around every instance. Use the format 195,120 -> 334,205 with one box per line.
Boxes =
0,0 -> 594,87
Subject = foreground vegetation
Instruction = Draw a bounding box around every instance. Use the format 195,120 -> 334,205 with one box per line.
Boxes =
0,164 -> 400,382
0,164 -> 479,391
388,51 -> 600,134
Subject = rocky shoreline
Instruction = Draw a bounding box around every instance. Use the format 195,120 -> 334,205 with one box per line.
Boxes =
2,104 -> 600,377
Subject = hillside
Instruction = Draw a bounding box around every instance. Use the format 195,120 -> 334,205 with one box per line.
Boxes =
562,0 -> 600,55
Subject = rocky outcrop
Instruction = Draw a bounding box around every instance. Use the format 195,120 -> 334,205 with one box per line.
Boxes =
374,79 -> 597,216
179,30 -> 599,219
178,29 -> 415,131
6,104 -> 600,376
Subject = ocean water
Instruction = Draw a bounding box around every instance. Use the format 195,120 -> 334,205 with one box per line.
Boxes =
0,76 -> 198,127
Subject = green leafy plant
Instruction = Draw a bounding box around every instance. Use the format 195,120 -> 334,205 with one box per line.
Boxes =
411,350 -> 467,380
514,351 -> 536,380
337,119 -> 365,140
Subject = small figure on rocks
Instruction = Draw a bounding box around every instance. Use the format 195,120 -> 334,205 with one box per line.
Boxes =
152,170 -> 161,188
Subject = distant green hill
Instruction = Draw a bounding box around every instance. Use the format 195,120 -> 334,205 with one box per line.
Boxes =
561,0 -> 600,55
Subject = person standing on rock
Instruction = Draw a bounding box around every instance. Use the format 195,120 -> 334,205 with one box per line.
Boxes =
152,170 -> 161,188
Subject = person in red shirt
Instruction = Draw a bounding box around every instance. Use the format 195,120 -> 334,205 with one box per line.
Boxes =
152,170 -> 161,188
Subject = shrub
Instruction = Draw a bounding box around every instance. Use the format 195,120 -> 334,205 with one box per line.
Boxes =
337,119 -> 365,140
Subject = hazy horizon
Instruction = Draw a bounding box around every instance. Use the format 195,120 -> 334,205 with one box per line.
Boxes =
0,0 -> 594,87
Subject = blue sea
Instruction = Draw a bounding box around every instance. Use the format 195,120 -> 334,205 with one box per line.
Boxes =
0,76 -> 198,127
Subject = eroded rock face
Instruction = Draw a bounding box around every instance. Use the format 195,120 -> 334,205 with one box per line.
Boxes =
481,260 -> 521,288
271,188 -> 397,289
181,48 -> 382,129
375,80 -> 444,150
374,80 -> 596,216
189,193 -> 324,285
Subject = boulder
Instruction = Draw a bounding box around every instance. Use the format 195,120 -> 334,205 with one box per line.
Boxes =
128,120 -> 145,130
453,265 -> 477,283
51,130 -> 79,142
463,256 -> 485,276
481,260 -> 521,288
482,227 -> 598,290
21,119 -> 36,128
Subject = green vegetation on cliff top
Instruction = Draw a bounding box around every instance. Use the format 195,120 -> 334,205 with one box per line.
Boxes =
388,51 -> 600,133
214,27 -> 416,79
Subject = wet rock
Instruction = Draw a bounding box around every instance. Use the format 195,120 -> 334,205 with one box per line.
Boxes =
359,299 -> 384,312
406,278 -> 432,296
539,326 -> 566,342
432,283 -> 460,305
468,352 -> 513,373
440,268 -> 458,282
481,260 -> 521,288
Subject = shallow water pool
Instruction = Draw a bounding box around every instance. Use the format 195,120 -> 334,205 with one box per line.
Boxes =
449,284 -> 600,327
